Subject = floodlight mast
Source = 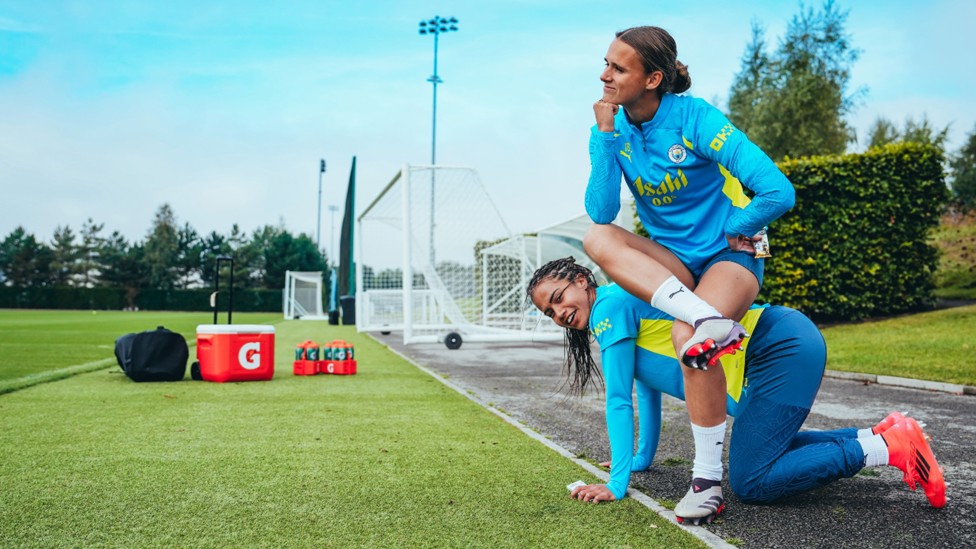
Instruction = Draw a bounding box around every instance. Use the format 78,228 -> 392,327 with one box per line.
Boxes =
418,15 -> 459,266
317,158 -> 327,257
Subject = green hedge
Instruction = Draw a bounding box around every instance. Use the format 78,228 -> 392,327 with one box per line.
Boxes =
134,289 -> 281,312
0,287 -> 282,313
632,143 -> 948,321
0,287 -> 127,310
759,143 -> 948,320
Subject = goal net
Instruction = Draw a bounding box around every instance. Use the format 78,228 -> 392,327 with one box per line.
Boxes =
357,165 -> 564,346
283,271 -> 325,320
482,217 -> 597,314
479,207 -> 634,337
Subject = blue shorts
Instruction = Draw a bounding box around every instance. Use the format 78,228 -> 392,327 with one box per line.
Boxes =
696,249 -> 764,288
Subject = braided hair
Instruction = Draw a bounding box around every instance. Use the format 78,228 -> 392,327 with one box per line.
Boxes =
526,256 -> 602,396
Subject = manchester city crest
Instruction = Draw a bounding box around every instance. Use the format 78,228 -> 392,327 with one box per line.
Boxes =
668,143 -> 687,164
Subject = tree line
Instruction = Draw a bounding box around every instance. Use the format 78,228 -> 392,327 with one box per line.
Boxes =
725,0 -> 976,211
5,2 -> 976,296
0,203 -> 329,291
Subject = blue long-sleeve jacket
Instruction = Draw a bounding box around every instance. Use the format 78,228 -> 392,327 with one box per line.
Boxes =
585,93 -> 795,273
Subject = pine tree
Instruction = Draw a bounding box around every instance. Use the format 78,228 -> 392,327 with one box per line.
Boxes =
727,0 -> 862,160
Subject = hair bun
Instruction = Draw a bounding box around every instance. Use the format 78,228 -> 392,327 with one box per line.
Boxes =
673,60 -> 691,94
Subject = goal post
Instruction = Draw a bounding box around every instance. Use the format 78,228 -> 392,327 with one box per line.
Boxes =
283,271 -> 326,320
356,166 -> 634,347
357,165 -> 564,347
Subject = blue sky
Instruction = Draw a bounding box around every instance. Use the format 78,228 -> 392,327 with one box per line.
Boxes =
2,0 -> 974,255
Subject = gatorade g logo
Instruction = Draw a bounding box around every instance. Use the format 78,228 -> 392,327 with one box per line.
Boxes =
239,342 -> 261,370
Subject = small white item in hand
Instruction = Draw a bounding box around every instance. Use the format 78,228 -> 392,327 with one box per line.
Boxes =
754,227 -> 771,258
566,480 -> 586,492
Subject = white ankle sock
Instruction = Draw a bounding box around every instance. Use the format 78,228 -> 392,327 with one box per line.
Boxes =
856,434 -> 889,468
691,421 -> 727,481
856,428 -> 874,439
650,276 -> 722,326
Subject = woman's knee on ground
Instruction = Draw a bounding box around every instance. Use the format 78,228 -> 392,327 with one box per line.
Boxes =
728,467 -> 773,504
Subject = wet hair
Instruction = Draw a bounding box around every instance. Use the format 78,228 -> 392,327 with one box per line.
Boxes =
526,257 -> 602,396
616,26 -> 691,95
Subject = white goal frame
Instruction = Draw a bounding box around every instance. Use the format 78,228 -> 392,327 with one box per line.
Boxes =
355,166 -> 634,347
478,204 -> 633,338
282,270 -> 326,320
357,165 -> 566,347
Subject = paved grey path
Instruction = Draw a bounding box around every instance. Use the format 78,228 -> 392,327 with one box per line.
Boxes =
379,335 -> 976,549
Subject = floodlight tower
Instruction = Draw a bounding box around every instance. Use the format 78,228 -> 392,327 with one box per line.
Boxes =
317,158 -> 326,256
418,15 -> 458,266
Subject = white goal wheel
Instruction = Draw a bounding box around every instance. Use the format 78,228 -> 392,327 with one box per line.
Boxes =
445,332 -> 463,350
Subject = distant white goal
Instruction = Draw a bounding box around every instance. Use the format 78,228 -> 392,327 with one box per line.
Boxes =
356,165 -> 564,348
283,271 -> 326,320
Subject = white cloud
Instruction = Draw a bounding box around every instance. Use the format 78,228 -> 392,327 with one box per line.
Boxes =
1,0 -> 974,249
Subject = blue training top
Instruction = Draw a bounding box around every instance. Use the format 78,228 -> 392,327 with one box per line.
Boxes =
589,283 -> 767,500
585,93 -> 795,273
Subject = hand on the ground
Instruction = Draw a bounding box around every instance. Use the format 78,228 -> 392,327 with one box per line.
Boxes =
570,483 -> 616,503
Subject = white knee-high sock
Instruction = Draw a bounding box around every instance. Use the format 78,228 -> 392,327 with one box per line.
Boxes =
856,434 -> 889,468
691,421 -> 727,481
650,276 -> 722,326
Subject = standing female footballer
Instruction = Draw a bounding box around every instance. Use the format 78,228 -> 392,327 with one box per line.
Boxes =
527,257 -> 947,524
582,25 -> 795,515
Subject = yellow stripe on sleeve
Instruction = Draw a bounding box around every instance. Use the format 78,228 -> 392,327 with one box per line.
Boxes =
718,164 -> 751,209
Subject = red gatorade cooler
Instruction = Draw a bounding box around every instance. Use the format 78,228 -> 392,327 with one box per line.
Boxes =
196,324 -> 276,382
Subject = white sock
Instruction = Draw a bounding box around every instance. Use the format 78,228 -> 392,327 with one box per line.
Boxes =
856,428 -> 875,439
856,434 -> 889,468
650,276 -> 722,326
691,421 -> 727,481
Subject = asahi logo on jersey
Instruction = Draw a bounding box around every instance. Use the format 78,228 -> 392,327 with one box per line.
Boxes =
668,143 -> 687,164
632,169 -> 688,206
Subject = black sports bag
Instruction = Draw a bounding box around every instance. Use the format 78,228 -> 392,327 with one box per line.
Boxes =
114,326 -> 189,382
